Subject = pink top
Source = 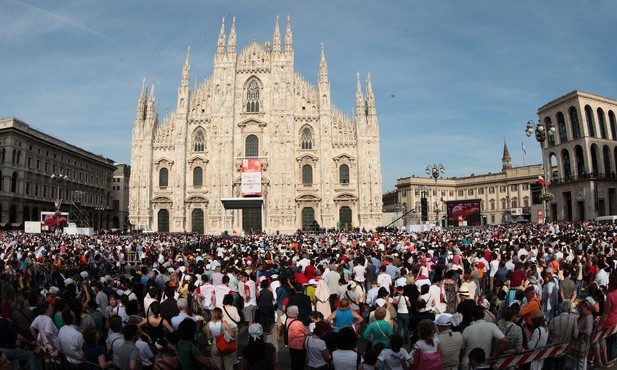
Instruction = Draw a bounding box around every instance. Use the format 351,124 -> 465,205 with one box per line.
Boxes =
286,318 -> 308,350
603,290 -> 617,329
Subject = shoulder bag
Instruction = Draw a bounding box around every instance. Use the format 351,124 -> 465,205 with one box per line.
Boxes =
215,321 -> 237,354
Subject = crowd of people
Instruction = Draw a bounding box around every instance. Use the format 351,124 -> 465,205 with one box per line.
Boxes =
0,220 -> 615,370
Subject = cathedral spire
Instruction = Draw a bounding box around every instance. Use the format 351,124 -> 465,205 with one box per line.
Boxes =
284,15 -> 293,54
319,43 -> 328,82
355,73 -> 365,120
146,77 -> 156,121
217,17 -> 226,55
272,16 -> 281,53
227,17 -> 236,55
136,78 -> 148,121
181,47 -> 190,88
502,139 -> 512,171
366,73 -> 376,117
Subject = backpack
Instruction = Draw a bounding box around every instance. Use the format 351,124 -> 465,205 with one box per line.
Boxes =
283,319 -> 299,346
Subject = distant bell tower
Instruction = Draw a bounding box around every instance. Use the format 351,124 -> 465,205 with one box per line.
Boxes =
502,140 -> 512,171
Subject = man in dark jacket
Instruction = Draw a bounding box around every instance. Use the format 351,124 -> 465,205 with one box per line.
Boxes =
160,285 -> 180,323
286,283 -> 312,326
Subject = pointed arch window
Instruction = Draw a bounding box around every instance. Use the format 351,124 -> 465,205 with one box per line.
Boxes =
300,127 -> 313,149
11,172 -> 17,193
245,135 -> 259,157
246,80 -> 260,113
193,129 -> 205,152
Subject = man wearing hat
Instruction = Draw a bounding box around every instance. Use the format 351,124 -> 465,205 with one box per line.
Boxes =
456,288 -> 476,329
435,314 -> 463,370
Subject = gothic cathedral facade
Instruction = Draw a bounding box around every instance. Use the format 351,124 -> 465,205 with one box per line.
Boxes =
129,17 -> 383,234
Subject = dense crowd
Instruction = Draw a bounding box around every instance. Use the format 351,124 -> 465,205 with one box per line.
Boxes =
0,221 -> 616,370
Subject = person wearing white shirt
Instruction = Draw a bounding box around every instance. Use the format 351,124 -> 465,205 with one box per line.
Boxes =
58,310 -> 85,364
377,266 -> 392,293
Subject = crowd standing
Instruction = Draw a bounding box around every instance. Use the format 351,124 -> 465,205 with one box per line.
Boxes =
0,221 -> 615,369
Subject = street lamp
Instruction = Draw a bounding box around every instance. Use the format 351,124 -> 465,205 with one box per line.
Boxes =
426,164 -> 445,223
525,120 -> 555,223
95,206 -> 105,231
50,173 -> 68,233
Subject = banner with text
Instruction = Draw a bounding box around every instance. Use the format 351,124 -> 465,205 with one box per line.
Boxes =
241,159 -> 262,196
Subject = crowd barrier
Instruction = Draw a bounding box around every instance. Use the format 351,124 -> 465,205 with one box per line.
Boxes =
489,323 -> 617,369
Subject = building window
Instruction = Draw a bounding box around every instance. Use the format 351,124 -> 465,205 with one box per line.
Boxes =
478,188 -> 484,195
457,190 -> 464,196
246,80 -> 260,113
449,190 -> 454,197
490,199 -> 495,210
339,164 -> 349,184
511,197 -> 518,208
193,167 -> 203,187
245,135 -> 259,157
585,105 -> 595,137
489,187 -> 495,194
300,127 -> 313,149
193,129 -> 205,152
11,172 -> 17,193
598,108 -> 608,139
159,168 -> 169,187
113,200 -> 120,212
557,112 -> 567,143
302,164 -> 313,185
522,183 -> 529,190
570,106 -> 581,139
523,196 -> 529,207
546,117 -> 555,146
609,111 -> 617,140
511,184 -> 518,191
467,189 -> 474,195
499,185 -> 507,192
501,198 -> 507,209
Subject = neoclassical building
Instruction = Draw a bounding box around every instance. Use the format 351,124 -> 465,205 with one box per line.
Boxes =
385,143 -> 544,226
538,90 -> 617,220
129,17 -> 383,234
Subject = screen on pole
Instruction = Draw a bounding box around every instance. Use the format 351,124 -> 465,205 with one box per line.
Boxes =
446,199 -> 481,226
241,159 -> 262,196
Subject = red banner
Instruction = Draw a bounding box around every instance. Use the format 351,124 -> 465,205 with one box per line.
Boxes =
241,159 -> 262,196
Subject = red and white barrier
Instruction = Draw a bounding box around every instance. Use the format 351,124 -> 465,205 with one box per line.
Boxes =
490,324 -> 617,368
491,343 -> 570,368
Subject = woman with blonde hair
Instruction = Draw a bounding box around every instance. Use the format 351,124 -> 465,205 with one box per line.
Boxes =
362,307 -> 392,352
205,307 -> 235,370
327,297 -> 363,333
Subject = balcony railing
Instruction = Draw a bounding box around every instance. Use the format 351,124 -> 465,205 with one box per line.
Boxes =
550,171 -> 616,185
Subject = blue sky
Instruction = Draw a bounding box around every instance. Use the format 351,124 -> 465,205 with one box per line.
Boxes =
1,1 -> 617,191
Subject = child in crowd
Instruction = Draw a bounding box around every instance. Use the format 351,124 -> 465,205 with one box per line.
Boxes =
375,334 -> 411,370
359,349 -> 378,370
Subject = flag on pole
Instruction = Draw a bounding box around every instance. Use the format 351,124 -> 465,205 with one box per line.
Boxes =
522,141 -> 527,156
538,175 -> 550,187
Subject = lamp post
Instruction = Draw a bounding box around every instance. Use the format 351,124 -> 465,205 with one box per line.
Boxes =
95,206 -> 105,231
426,164 -> 445,223
525,120 -> 555,223
50,173 -> 68,233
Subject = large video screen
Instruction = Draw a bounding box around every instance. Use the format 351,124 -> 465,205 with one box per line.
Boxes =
446,199 -> 481,226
